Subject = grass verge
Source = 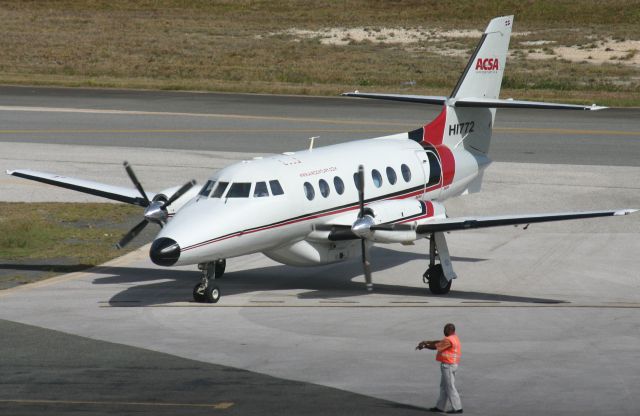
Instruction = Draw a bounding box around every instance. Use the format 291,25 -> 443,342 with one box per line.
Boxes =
0,202 -> 153,289
0,1 -> 638,106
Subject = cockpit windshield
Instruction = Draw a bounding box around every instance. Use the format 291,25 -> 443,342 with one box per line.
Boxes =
227,182 -> 251,198
211,181 -> 229,198
254,181 -> 269,197
198,180 -> 216,197
205,179 -> 284,198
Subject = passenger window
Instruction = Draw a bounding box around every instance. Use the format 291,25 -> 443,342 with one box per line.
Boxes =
270,180 -> 284,196
198,180 -> 216,197
401,164 -> 412,182
386,167 -> 397,185
211,181 -> 229,198
303,182 -> 315,200
319,179 -> 330,197
333,176 -> 345,195
372,169 -> 383,188
227,182 -> 251,198
254,181 -> 269,197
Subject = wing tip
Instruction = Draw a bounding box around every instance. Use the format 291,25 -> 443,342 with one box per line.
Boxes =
588,104 -> 608,111
614,209 -> 638,216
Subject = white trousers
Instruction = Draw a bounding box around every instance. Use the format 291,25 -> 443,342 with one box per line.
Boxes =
436,363 -> 462,411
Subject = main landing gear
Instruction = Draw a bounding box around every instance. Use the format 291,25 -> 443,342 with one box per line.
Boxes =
423,232 -> 457,295
193,259 -> 226,303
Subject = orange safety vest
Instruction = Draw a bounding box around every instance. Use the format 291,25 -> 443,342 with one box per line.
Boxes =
436,334 -> 461,364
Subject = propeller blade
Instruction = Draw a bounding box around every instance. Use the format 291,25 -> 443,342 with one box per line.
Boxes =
361,239 -> 373,291
123,161 -> 150,207
116,219 -> 149,249
357,165 -> 365,219
166,179 -> 197,207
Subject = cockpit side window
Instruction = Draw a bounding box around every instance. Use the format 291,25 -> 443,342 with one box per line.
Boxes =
269,180 -> 284,196
198,180 -> 216,197
254,181 -> 269,197
211,181 -> 229,198
227,182 -> 251,198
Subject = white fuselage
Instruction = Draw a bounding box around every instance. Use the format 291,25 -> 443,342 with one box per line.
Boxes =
154,134 -> 488,267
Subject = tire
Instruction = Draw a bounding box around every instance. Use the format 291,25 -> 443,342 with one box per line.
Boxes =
204,285 -> 221,303
193,283 -> 206,303
214,259 -> 226,278
426,265 -> 452,295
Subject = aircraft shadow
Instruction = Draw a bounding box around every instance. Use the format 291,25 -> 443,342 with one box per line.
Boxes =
88,247 -> 566,306
0,263 -> 94,274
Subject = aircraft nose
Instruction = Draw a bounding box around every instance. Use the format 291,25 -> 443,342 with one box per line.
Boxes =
150,237 -> 180,266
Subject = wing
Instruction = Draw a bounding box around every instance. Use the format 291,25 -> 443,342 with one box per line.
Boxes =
415,209 -> 636,234
7,169 -> 155,206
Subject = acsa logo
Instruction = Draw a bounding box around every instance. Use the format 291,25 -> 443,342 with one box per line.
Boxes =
475,58 -> 499,71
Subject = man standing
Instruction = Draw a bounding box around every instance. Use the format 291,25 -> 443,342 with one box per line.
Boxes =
416,323 -> 463,414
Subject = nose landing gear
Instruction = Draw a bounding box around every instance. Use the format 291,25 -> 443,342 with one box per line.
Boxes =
193,259 -> 226,303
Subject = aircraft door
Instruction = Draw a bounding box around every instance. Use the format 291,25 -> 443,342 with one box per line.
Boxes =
415,150 -> 442,199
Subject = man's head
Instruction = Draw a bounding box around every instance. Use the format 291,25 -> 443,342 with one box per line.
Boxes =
444,323 -> 456,336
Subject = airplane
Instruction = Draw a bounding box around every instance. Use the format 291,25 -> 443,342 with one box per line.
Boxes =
7,15 -> 636,303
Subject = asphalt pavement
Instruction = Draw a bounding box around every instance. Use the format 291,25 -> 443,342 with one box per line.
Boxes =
1,87 -> 639,415
0,86 -> 638,165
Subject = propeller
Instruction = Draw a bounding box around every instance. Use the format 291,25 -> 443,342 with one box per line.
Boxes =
352,165 -> 373,291
116,161 -> 196,249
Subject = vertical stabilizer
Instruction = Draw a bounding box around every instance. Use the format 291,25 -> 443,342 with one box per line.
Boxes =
417,16 -> 513,157
450,15 -> 513,100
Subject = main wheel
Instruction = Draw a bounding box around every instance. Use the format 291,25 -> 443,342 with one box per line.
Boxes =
193,283 -> 206,303
214,259 -> 226,278
426,265 -> 452,295
204,285 -> 221,303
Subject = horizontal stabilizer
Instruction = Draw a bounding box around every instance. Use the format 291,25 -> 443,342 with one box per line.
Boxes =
341,92 -> 447,105
7,169 -> 154,206
415,209 -> 636,234
342,92 -> 605,111
454,97 -> 606,111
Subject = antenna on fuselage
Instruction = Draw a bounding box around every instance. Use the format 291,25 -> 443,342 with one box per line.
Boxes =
309,136 -> 319,151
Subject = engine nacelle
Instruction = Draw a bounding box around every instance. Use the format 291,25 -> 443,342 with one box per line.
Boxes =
365,199 -> 447,243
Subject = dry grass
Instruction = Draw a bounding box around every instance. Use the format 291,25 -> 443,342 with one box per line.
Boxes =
0,1 -> 639,105
0,202 -> 145,265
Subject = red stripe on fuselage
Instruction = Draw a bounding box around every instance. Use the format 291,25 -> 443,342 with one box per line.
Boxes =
434,145 -> 455,186
422,106 -> 456,187
181,184 -> 439,252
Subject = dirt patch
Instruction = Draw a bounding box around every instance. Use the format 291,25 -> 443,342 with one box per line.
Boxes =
527,38 -> 640,66
271,27 -> 528,46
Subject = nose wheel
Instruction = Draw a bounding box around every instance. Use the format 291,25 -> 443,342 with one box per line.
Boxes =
193,260 -> 225,303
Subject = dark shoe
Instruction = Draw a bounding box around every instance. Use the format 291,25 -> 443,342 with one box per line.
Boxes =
429,407 -> 444,412
446,410 -> 463,414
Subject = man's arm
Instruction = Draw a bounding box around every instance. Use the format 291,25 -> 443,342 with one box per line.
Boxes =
435,338 -> 452,352
416,340 -> 439,350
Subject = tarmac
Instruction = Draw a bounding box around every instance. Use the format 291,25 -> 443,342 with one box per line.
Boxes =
1,88 -> 639,415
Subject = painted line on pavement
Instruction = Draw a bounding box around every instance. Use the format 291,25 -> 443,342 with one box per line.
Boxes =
0,105 -> 408,126
0,106 -> 637,137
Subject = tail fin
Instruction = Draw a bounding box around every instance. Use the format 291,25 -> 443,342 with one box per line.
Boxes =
343,14 -> 602,157
450,15 -> 513,100
416,15 -> 514,156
